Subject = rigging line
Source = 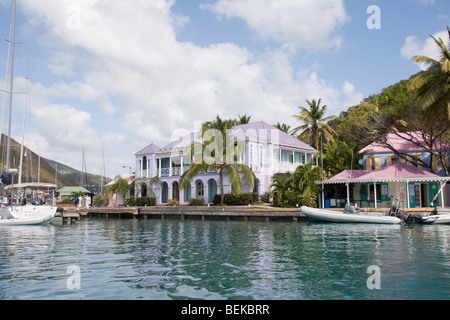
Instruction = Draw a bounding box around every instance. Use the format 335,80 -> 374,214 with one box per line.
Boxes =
1,20 -> 13,168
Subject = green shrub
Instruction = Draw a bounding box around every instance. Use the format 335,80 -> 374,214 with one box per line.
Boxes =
136,197 -> 156,206
125,196 -> 136,206
212,192 -> 259,206
189,198 -> 204,206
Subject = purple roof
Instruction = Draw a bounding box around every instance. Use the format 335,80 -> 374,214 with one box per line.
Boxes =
232,121 -> 317,152
138,121 -> 318,155
135,143 -> 161,155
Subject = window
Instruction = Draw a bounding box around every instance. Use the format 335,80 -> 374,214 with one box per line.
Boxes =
366,157 -> 381,170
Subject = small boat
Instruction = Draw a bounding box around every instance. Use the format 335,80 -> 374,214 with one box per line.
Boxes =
419,215 -> 450,225
301,206 -> 403,224
0,182 -> 58,226
0,208 -> 54,226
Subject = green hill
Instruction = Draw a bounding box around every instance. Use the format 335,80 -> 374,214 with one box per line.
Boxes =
0,134 -> 111,192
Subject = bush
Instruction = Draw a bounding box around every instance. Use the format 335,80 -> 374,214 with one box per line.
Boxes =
125,196 -> 136,206
189,198 -> 204,206
93,194 -> 109,207
136,197 -> 156,206
212,192 -> 259,206
168,199 -> 179,206
260,192 -> 270,203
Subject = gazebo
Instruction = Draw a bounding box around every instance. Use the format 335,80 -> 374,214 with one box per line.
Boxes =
318,162 -> 449,209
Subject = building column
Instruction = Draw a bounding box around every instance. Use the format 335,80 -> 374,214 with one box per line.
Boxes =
180,155 -> 184,176
158,158 -> 161,177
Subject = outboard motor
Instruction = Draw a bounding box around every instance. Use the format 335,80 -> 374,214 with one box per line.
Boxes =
390,199 -> 411,222
344,204 -> 360,214
395,208 -> 411,222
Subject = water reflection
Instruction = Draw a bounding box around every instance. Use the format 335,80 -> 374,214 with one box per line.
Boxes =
0,219 -> 450,300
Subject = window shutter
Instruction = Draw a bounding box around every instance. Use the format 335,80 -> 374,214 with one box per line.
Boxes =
374,157 -> 381,170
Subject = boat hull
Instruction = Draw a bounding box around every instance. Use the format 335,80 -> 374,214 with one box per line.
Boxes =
301,206 -> 402,224
420,215 -> 450,225
0,206 -> 57,226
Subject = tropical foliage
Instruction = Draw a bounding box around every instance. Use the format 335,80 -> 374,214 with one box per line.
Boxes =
270,163 -> 322,207
180,115 -> 256,205
291,98 -> 337,150
409,27 -> 450,119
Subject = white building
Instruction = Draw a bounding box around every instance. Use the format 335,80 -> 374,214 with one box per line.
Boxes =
134,121 -> 318,205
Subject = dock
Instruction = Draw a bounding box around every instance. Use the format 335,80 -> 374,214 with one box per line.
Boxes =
58,205 -> 446,225
59,205 -> 306,224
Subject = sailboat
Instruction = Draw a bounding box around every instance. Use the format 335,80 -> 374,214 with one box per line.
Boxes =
0,0 -> 57,226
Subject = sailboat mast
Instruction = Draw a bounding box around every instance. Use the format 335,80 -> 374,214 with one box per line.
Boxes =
18,78 -> 28,184
6,0 -> 16,170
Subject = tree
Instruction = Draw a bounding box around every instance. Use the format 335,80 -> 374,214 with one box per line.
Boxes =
180,116 -> 256,205
323,140 -> 364,177
409,27 -> 450,119
269,173 -> 292,207
291,163 -> 322,207
270,164 -> 322,208
291,99 -> 337,150
273,122 -> 292,134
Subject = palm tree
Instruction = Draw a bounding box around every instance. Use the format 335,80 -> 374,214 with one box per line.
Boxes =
273,122 -> 292,134
237,114 -> 251,124
269,173 -> 292,207
180,116 -> 256,205
291,98 -> 337,150
409,27 -> 450,119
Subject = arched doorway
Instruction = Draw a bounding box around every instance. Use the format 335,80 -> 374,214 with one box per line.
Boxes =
161,182 -> 169,204
195,180 -> 204,200
140,182 -> 148,197
208,179 -> 217,203
184,183 -> 191,202
172,181 -> 180,201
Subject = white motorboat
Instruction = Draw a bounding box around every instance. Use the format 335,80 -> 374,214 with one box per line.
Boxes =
420,215 -> 450,225
301,206 -> 403,224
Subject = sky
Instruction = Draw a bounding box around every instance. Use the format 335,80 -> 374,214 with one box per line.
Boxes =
0,0 -> 448,179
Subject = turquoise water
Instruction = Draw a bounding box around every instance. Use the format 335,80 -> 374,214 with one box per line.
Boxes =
0,218 -> 449,300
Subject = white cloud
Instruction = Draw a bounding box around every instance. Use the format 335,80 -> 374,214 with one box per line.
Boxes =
13,0 -> 361,176
401,30 -> 448,70
202,0 -> 349,51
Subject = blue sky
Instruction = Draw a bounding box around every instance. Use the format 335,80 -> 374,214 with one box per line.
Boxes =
0,0 -> 448,178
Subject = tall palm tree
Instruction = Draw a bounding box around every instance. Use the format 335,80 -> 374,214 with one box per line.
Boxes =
409,27 -> 450,119
180,116 -> 256,205
291,99 -> 337,150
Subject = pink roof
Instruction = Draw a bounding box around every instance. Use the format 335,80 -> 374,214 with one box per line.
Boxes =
359,131 -> 450,154
322,162 -> 447,184
357,162 -> 440,180
328,170 -> 371,181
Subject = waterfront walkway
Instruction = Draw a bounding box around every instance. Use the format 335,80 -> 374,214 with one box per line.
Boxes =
59,205 -> 306,224
58,205 -> 443,224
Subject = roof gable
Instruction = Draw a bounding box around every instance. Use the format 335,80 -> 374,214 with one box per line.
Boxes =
135,143 -> 161,155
